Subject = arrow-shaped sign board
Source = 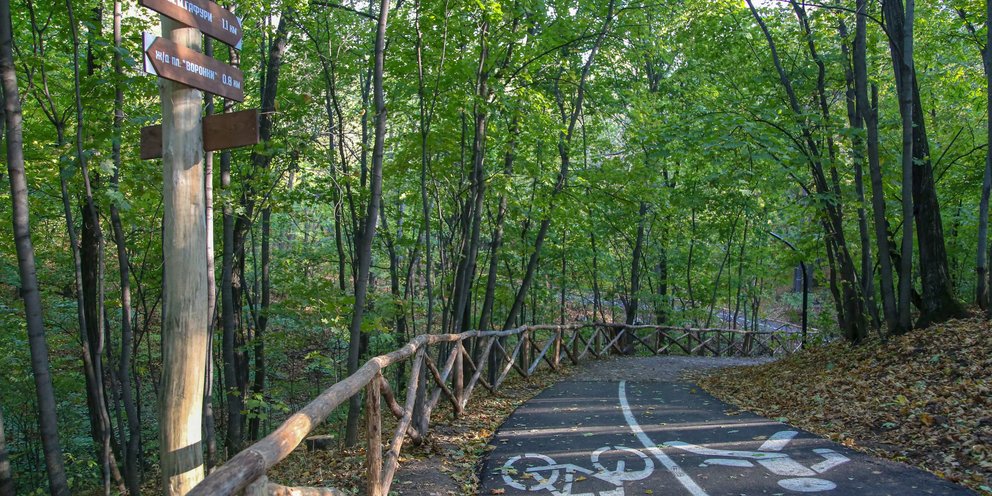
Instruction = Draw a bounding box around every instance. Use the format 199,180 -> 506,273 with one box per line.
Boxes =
140,0 -> 243,50
144,33 -> 245,102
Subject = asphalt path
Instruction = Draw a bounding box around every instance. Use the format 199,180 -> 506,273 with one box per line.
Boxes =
479,380 -> 974,496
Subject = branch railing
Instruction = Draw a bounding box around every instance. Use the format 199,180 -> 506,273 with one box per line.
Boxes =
189,322 -> 813,496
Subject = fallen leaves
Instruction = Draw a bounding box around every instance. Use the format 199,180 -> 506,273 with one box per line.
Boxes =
698,317 -> 992,494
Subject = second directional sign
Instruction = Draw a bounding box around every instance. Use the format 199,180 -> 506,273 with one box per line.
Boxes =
140,0 -> 243,49
144,33 -> 245,102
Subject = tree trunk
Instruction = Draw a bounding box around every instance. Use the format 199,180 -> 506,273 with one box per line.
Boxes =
883,0 -> 966,327
202,37 -> 218,473
66,0 -> 120,488
962,7 -> 992,311
158,17 -> 208,496
986,0 -> 992,313
478,118 -> 515,332
111,0 -> 141,488
3,0 -> 70,492
749,0 -> 867,342
854,0 -> 898,333
0,407 -> 11,496
626,202 -> 648,329
220,103 -> 243,455
655,251 -> 668,325
345,0 -> 390,447
503,1 -> 614,330
246,13 -> 288,443
886,0 -> 915,332
840,17 -> 880,331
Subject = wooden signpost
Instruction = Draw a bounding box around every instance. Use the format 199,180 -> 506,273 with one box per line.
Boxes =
139,0 -> 243,49
140,0 -> 258,491
139,0 -> 259,160
143,33 -> 245,102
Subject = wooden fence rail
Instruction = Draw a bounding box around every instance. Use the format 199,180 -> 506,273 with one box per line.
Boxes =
189,322 -> 813,496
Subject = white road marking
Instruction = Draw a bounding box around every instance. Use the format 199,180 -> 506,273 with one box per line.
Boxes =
501,446 -> 654,496
759,430 -> 798,451
617,381 -> 710,496
777,477 -> 838,492
662,441 -> 791,460
700,458 -> 754,468
811,449 -> 850,474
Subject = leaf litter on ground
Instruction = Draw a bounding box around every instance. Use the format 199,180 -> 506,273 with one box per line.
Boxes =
266,365 -> 573,494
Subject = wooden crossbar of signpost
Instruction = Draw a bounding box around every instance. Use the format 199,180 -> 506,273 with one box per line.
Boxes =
140,109 -> 259,160
189,322 -> 814,496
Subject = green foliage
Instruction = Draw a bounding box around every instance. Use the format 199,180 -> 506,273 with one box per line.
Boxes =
1,0 -> 989,491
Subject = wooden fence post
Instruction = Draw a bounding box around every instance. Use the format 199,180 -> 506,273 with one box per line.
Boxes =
521,329 -> 531,377
571,327 -> 580,363
366,373 -> 383,496
553,328 -> 561,369
453,343 -> 464,416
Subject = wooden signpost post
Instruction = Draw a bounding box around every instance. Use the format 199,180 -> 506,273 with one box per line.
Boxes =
140,0 -> 257,492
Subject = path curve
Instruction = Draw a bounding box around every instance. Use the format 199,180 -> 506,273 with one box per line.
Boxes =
479,356 -> 974,495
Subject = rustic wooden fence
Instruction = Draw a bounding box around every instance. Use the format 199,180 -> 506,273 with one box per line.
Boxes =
188,322 -> 811,496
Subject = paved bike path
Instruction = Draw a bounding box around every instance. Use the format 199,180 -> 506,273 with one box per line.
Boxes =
479,380 -> 974,495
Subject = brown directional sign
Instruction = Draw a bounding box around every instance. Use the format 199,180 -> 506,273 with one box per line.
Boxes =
143,33 -> 244,102
140,0 -> 243,50
140,109 -> 260,160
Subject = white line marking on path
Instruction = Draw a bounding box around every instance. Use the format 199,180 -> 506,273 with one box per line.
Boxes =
759,430 -> 798,451
617,380 -> 710,496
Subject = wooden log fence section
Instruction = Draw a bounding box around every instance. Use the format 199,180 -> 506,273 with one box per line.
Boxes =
189,322 -> 816,496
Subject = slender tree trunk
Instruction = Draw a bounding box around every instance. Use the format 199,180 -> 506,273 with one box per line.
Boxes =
840,17 -> 880,330
0,407 -> 11,496
961,7 -> 992,311
888,0 -> 915,332
111,0 -> 140,488
591,230 -> 604,321
883,0 -> 966,327
705,214 -> 738,328
478,117 -> 515,332
452,21 -> 490,336
66,0 -> 123,489
979,146 -> 991,310
345,0 -> 390,447
245,14 -> 288,442
501,0 -> 614,330
201,36 -> 218,473
750,0 -> 867,341
626,202 -> 647,326
854,0 -> 898,331
158,17 -> 208,496
986,0 -> 992,313
220,132 -> 242,454
249,206 -> 269,441
655,251 -> 668,325
686,209 -> 696,310
560,229 -> 567,325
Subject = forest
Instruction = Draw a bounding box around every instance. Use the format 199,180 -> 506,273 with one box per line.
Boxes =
0,0 -> 990,494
